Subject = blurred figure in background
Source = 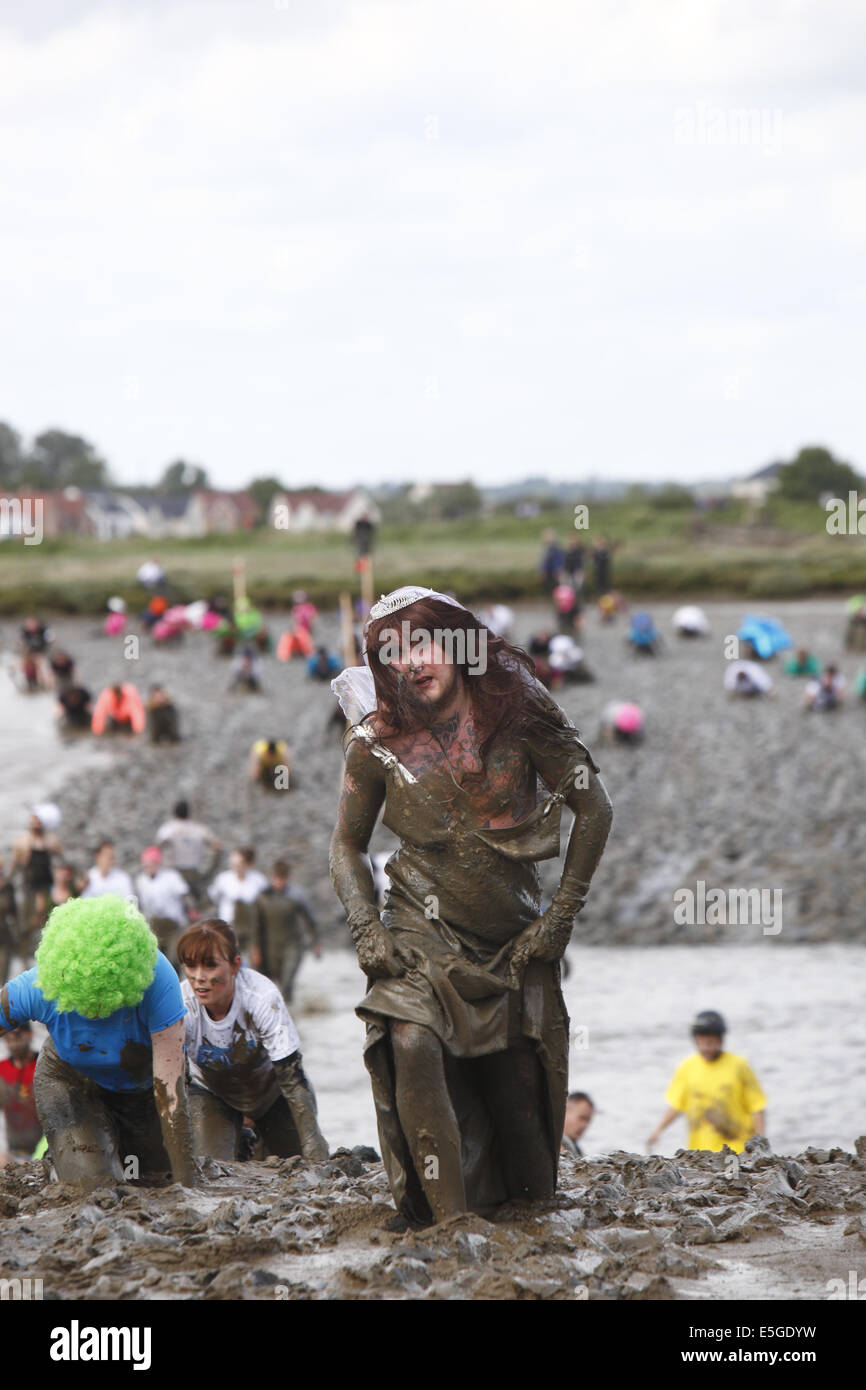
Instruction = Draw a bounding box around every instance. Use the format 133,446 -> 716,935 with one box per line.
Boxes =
784,647 -> 821,677
56,681 -> 93,734
538,530 -> 565,593
599,701 -> 644,746
81,841 -> 133,900
137,557 -> 165,591
255,860 -> 322,1005
561,1091 -> 595,1159
248,738 -> 293,791
562,537 -> 586,591
725,662 -> 774,699
307,646 -> 342,682
228,647 -> 263,693
18,618 -> 53,690
592,537 -> 613,596
48,648 -> 75,691
91,681 -> 146,736
0,1026 -> 41,1167
803,665 -> 845,712
156,800 -> 221,908
49,860 -> 84,909
136,847 -> 193,966
553,577 -> 581,634
147,683 -> 181,743
208,848 -> 268,956
0,858 -> 19,984
548,635 -> 595,688
627,610 -> 662,656
11,807 -> 62,960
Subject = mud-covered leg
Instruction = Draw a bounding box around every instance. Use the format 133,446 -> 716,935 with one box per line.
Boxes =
187,1084 -> 241,1161
33,1042 -> 123,1183
254,1094 -> 301,1157
391,1020 -> 466,1221
279,941 -> 303,1004
475,1041 -> 555,1200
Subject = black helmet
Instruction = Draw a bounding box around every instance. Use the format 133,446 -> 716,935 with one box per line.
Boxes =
691,1010 -> 726,1037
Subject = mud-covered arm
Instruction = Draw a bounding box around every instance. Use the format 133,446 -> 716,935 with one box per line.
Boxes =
329,733 -> 403,978
329,734 -> 385,924
528,718 -> 613,920
287,885 -> 320,946
272,1052 -> 329,1160
508,708 -> 613,976
151,1019 -> 199,1187
549,766 -> 613,919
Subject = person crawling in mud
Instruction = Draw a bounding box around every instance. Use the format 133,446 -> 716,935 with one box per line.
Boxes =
0,895 -> 198,1187
177,919 -> 329,1163
329,586 -> 613,1225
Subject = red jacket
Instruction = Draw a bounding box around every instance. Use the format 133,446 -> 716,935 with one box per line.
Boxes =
91,684 -> 146,735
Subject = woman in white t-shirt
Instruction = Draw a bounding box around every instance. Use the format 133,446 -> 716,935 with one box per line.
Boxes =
176,918 -> 328,1162
208,848 -> 268,956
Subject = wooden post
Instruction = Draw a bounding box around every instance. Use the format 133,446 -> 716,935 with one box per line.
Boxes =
232,557 -> 247,610
358,553 -> 375,615
338,591 -> 355,668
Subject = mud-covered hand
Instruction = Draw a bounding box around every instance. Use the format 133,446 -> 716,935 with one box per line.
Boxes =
507,881 -> 590,984
348,908 -> 405,980
273,1054 -> 330,1162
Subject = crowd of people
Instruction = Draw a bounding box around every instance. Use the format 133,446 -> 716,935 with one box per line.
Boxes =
0,565 -> 855,1214
533,534 -> 866,735
0,791 -> 325,1170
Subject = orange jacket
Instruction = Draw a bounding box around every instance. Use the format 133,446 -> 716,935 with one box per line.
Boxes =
91,684 -> 146,735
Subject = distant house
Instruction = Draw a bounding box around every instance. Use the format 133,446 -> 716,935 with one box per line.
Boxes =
187,489 -> 262,536
122,492 -> 196,539
268,488 -> 380,534
83,490 -> 145,541
731,462 -> 784,505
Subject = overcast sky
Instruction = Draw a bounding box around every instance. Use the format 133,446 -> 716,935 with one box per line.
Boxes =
1,0 -> 864,490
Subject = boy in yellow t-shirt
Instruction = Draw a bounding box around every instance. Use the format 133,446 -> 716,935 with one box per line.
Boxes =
647,1010 -> 767,1154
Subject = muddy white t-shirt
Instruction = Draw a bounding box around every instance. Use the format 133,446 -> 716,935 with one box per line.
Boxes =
181,967 -> 301,1118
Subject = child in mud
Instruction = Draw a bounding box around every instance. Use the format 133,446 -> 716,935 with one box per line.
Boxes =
0,895 -> 198,1187
177,919 -> 328,1164
647,1010 -> 767,1155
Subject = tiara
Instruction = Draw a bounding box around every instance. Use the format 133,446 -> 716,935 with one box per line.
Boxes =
366,586 -> 465,625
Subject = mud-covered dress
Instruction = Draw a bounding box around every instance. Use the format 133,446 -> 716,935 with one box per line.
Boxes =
338,704 -> 604,1223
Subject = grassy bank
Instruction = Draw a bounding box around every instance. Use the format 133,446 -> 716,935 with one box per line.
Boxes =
2,498 -> 864,613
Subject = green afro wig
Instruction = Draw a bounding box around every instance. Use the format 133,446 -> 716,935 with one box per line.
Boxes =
35,894 -> 158,1018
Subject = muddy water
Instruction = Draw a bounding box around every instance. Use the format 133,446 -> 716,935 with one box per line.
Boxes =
293,941 -> 866,1157
0,672 -> 112,851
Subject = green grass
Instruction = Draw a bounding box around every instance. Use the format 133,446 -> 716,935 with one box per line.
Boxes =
1,500 -> 864,614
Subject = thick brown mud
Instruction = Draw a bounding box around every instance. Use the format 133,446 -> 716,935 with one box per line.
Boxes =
1,1137 -> 863,1300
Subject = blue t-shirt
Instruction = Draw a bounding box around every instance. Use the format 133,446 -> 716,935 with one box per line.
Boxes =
0,953 -> 185,1092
